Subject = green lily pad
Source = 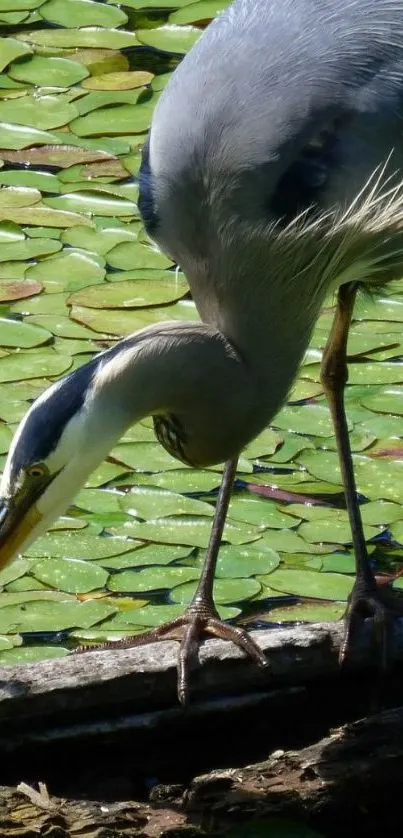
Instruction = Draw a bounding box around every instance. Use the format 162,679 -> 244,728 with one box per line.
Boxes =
69,276 -> 187,309
273,403 -> 348,437
265,568 -> 354,601
130,468 -> 222,493
0,170 -> 60,193
0,557 -> 29,586
0,236 -> 61,259
18,28 -> 140,49
214,544 -> 280,578
71,299 -> 198,335
23,532 -> 140,560
227,494 -> 299,529
106,242 -> 172,270
0,317 -> 52,347
171,576 -> 261,605
26,250 -> 105,288
44,191 -> 137,217
26,314 -> 98,339
169,1 -> 228,24
0,95 -> 79,131
119,486 -> 213,519
71,102 -> 153,137
9,55 -> 89,87
0,37 -> 31,72
0,598 -> 117,633
109,515 -> 260,548
61,224 -> 138,255
299,518 -> 379,545
82,70 -> 153,91
74,89 -> 145,116
99,544 -> 192,569
136,25 -> 201,54
0,350 -> 71,382
39,0 -> 128,27
32,557 -> 109,594
0,645 -> 69,664
0,125 -> 59,150
0,186 -> 41,208
261,601 -> 346,624
107,565 -> 200,593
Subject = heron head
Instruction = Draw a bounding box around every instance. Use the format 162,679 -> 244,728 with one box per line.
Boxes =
0,354 -> 123,569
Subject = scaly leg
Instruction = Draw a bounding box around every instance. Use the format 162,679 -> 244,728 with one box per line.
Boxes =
321,282 -> 403,667
76,456 -> 268,704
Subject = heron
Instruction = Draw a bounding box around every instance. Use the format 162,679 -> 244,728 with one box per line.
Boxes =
1,0 -> 403,703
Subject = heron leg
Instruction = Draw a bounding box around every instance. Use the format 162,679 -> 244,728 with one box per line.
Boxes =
75,456 -> 268,704
321,282 -> 403,667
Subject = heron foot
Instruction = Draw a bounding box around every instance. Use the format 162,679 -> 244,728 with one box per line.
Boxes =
76,603 -> 268,705
340,574 -> 403,669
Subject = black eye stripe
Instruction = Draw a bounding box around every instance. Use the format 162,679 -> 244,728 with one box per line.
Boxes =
138,136 -> 159,236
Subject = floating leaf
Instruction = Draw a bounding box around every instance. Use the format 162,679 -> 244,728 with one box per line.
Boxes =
39,0 -> 128,28
136,25 -> 201,54
171,576 -> 261,605
82,70 -> 153,91
214,544 -> 280,578
0,317 -> 51,347
99,544 -> 192,569
32,557 -> 109,594
9,55 -> 89,87
0,350 -> 71,382
44,191 -> 137,217
109,515 -> 260,548
119,486 -> 213,519
0,599 -> 117,633
24,532 -> 139,560
0,646 -> 69,664
265,569 -> 354,601
107,565 -> 199,593
263,601 -> 346,624
0,37 -> 31,72
169,1 -> 228,24
0,95 -> 79,131
69,276 -> 187,308
26,250 -> 105,288
71,102 -> 153,136
18,28 -> 140,49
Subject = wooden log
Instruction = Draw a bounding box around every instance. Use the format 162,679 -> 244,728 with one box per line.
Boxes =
1,705 -> 403,837
0,620 -> 403,748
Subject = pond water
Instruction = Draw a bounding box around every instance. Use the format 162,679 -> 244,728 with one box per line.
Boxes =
0,0 -> 402,665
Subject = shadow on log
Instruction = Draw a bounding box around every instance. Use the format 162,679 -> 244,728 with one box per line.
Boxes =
0,620 -> 402,835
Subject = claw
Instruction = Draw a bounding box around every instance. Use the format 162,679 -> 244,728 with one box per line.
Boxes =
74,606 -> 268,704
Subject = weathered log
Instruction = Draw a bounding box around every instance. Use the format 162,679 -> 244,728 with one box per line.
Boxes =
1,705 -> 403,837
0,620 -> 402,750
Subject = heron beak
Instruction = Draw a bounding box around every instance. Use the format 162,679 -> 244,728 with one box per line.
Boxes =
0,494 -> 44,570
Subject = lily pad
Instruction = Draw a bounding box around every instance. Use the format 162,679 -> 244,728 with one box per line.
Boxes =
109,515 -> 260,548
261,601 -> 346,624
0,598 -> 117,633
69,276 -> 187,308
39,0 -> 128,27
107,565 -> 199,593
119,486 -> 213,519
265,568 -> 354,601
0,646 -> 69,664
9,55 -> 89,87
0,317 -> 51,347
32,557 -> 109,594
214,544 -> 280,578
71,102 -> 153,136
171,576 -> 261,605
23,532 -> 140,560
136,25 -> 201,54
0,350 -> 71,382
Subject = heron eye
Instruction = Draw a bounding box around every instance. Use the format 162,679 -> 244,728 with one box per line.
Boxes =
26,464 -> 47,479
